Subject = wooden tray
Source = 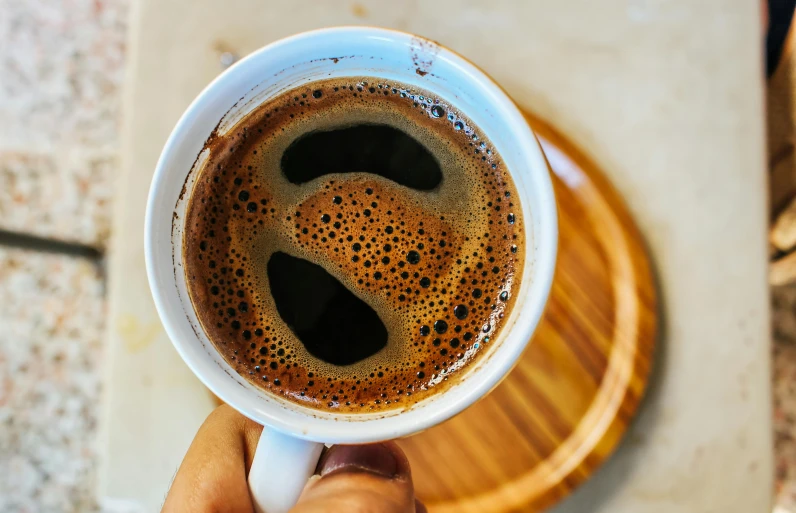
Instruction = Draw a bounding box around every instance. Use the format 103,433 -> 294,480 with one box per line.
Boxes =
399,112 -> 658,512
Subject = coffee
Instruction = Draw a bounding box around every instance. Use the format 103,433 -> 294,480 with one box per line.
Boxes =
182,77 -> 524,413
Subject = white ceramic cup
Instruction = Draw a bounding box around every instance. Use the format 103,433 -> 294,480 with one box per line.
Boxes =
145,26 -> 557,513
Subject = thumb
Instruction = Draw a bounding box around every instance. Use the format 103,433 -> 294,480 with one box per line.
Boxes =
290,442 -> 424,513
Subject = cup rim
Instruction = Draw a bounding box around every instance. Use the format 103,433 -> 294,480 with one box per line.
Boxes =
145,26 -> 557,443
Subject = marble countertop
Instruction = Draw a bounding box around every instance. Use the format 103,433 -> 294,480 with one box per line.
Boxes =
0,1 -> 789,512
103,1 -> 773,513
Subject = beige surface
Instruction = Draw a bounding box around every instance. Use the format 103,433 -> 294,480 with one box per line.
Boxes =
101,1 -> 772,512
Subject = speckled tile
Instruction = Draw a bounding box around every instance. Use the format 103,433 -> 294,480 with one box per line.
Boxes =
0,248 -> 105,513
0,0 -> 128,247
0,151 -> 115,247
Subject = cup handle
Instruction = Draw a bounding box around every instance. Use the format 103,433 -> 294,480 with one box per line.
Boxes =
247,427 -> 325,513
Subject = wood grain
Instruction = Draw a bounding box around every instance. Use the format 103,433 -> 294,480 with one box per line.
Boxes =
399,112 -> 658,513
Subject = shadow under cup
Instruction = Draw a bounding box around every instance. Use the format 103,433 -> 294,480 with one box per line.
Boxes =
145,27 -> 557,444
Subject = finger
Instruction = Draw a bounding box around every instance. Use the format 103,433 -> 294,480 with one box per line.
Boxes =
162,405 -> 263,513
291,442 -> 420,513
415,498 -> 429,513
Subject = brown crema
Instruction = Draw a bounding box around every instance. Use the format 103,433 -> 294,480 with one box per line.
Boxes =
182,77 -> 524,413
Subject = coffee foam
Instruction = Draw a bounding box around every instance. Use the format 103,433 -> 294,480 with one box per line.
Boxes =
183,77 -> 524,412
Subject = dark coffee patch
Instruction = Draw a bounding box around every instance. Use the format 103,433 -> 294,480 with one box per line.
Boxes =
282,125 -> 442,190
268,252 -> 387,365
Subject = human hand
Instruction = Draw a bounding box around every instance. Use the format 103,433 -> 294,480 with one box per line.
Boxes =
162,405 -> 426,513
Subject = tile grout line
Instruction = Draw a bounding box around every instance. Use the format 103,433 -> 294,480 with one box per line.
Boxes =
0,229 -> 103,260
0,229 -> 109,300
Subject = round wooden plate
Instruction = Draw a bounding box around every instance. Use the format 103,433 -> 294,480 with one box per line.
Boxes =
399,112 -> 658,512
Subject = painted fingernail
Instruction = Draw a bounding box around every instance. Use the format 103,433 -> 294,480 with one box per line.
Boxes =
319,443 -> 399,478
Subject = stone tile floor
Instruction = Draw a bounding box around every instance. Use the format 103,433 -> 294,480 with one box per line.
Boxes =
0,248 -> 105,513
0,0 -> 127,511
0,0 -> 127,247
0,0 -> 788,511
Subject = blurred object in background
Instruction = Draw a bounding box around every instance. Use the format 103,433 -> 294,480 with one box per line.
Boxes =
770,0 -> 796,257
767,2 -> 796,511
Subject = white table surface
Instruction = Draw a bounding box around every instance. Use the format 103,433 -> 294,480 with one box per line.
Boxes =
100,1 -> 773,511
